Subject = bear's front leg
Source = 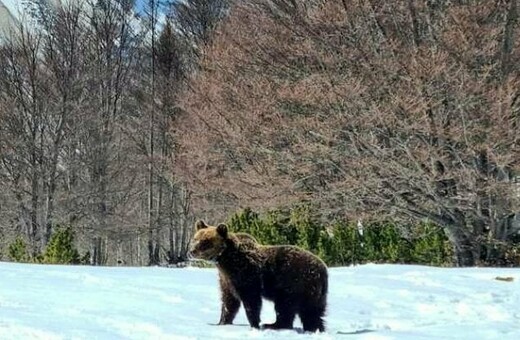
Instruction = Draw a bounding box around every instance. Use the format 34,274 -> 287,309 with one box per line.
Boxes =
240,290 -> 262,329
218,274 -> 241,325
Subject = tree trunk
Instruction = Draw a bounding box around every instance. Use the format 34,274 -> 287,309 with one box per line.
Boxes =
30,173 -> 39,257
444,224 -> 478,267
147,0 -> 158,267
501,0 -> 518,76
137,232 -> 142,266
92,236 -> 100,265
169,223 -> 176,263
44,161 -> 59,246
168,184 -> 177,264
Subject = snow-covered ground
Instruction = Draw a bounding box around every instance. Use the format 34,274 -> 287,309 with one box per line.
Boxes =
1,262 -> 520,339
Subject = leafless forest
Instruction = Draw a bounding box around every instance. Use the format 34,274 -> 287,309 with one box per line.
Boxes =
0,0 -> 227,265
1,0 -> 519,267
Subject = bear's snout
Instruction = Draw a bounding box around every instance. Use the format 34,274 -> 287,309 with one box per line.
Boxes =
187,246 -> 196,259
187,241 -> 200,259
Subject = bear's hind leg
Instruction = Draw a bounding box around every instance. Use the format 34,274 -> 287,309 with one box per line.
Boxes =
262,297 -> 296,330
299,305 -> 326,332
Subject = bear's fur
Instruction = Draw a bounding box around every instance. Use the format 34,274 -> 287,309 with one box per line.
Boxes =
189,220 -> 328,332
218,230 -> 259,325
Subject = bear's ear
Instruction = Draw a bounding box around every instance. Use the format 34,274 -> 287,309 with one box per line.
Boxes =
195,220 -> 207,231
216,223 -> 228,238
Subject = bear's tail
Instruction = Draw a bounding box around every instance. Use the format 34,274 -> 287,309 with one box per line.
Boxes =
321,272 -> 328,301
314,270 -> 328,332
320,268 -> 328,306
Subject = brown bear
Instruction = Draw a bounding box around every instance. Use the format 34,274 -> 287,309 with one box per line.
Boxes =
189,220 -> 328,332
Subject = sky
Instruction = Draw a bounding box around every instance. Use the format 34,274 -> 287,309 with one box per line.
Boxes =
135,0 -> 172,14
135,0 -> 148,13
1,1 -> 168,16
1,261 -> 520,339
0,0 -> 169,33
2,0 -> 21,16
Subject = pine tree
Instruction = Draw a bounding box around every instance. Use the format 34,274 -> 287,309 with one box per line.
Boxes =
43,227 -> 80,264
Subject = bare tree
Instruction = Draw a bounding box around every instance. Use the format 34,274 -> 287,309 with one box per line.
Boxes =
177,0 -> 520,266
0,24 -> 48,256
155,20 -> 193,264
35,0 -> 90,245
0,0 -> 235,265
172,0 -> 229,64
0,1 -> 147,264
78,0 -> 143,265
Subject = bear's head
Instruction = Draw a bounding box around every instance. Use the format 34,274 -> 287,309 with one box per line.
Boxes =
188,220 -> 229,261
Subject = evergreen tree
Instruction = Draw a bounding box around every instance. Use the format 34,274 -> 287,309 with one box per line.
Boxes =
43,227 -> 80,264
8,238 -> 30,263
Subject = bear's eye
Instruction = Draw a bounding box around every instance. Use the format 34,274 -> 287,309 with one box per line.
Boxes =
199,240 -> 212,251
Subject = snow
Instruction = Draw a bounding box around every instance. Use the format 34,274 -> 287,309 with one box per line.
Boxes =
1,262 -> 520,339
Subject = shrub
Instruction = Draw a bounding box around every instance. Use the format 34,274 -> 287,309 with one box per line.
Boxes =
228,208 -> 453,267
8,237 -> 30,263
318,222 -> 358,266
410,223 -> 452,266
477,240 -> 520,267
504,244 -> 520,266
291,205 -> 323,253
42,227 -> 80,265
229,207 -> 298,246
